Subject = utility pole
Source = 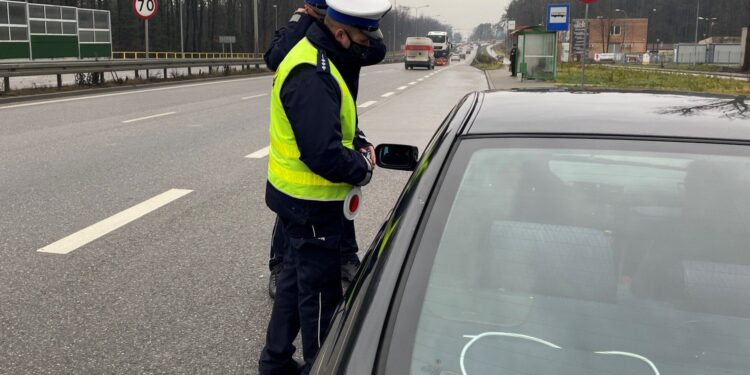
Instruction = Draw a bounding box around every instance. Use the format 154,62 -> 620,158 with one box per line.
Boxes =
693,0 -> 700,66
581,3 -> 589,88
393,0 -> 397,52
179,0 -> 184,57
413,5 -> 429,36
273,4 -> 278,31
615,9 -> 628,63
253,0 -> 259,54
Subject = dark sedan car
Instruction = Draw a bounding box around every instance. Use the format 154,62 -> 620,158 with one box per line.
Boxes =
312,90 -> 750,375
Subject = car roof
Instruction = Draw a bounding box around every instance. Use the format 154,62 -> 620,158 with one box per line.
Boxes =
405,37 -> 431,43
467,90 -> 750,141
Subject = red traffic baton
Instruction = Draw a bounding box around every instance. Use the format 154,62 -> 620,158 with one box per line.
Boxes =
343,187 -> 363,221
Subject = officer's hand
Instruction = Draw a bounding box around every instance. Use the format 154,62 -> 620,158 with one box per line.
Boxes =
303,7 -> 318,17
359,146 -> 376,169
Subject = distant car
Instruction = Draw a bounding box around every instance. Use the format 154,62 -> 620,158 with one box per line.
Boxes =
404,37 -> 435,70
312,90 -> 750,375
459,52 -> 466,60
450,54 -> 460,62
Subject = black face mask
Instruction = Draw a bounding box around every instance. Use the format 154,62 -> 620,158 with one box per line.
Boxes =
345,32 -> 387,67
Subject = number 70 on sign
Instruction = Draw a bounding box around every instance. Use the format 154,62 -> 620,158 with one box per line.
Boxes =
133,0 -> 158,20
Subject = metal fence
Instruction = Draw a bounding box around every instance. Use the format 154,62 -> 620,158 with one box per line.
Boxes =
674,43 -> 743,65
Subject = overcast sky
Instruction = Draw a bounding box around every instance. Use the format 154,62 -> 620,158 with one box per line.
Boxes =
395,0 -> 511,36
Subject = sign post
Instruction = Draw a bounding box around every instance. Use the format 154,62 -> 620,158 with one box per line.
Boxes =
133,0 -> 158,57
578,0 -> 597,88
219,36 -> 236,55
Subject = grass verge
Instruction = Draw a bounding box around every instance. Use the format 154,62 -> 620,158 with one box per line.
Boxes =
636,63 -> 743,74
556,63 -> 750,95
472,44 -> 505,71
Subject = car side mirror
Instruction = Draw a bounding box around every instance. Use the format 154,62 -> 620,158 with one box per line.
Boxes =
375,144 -> 419,171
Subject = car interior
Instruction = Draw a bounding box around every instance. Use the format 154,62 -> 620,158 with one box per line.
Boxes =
408,146 -> 750,375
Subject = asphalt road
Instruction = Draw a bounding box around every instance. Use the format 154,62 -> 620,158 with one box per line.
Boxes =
0,54 -> 486,373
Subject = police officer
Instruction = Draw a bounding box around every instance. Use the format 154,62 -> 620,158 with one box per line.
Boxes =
258,0 -> 391,373
263,0 -> 387,299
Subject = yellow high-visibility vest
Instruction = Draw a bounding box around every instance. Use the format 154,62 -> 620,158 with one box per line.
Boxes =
268,37 -> 357,201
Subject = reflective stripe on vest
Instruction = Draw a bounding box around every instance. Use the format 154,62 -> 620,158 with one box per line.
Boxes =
267,37 -> 357,202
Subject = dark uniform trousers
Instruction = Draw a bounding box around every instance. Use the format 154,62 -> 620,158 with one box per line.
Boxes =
269,216 -> 359,271
259,211 -> 346,375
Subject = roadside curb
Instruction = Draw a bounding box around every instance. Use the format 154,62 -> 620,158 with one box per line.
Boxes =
0,71 -> 274,106
484,70 -> 496,90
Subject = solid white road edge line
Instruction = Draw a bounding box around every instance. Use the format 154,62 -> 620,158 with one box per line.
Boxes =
0,76 -> 270,110
381,92 -> 395,98
358,101 -> 377,108
245,146 -> 270,159
242,93 -> 268,100
397,86 -> 408,90
122,111 -> 177,124
37,189 -> 194,255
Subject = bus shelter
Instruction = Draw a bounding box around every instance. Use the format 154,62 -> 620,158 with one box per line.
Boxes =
0,0 -> 112,60
513,26 -> 557,81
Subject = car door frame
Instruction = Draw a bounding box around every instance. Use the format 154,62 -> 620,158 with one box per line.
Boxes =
311,92 -> 483,375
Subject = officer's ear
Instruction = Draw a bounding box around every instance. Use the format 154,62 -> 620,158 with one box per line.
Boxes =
333,27 -> 351,49
326,18 -> 352,49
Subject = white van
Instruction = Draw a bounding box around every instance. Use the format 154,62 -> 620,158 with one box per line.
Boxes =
404,37 -> 435,70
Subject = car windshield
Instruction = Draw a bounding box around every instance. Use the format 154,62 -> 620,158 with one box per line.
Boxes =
428,35 -> 446,44
405,138 -> 750,375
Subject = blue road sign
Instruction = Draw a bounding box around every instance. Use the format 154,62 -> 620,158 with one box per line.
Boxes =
547,3 -> 570,32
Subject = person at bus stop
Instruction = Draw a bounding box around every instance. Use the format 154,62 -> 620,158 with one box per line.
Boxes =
258,0 -> 391,373
263,0 -> 387,300
510,44 -> 518,77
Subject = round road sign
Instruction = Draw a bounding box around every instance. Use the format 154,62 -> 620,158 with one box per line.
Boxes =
133,0 -> 158,20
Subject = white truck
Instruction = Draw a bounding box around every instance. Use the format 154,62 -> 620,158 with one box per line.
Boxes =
427,31 -> 451,64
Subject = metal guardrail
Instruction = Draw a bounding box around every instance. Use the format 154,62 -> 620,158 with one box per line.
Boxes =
112,51 -> 264,60
112,51 -> 402,60
1,52 -> 406,93
0,58 -> 265,92
0,58 -> 264,77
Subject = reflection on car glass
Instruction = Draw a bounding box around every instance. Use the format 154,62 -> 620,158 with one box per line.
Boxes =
660,96 -> 748,119
460,332 -> 660,375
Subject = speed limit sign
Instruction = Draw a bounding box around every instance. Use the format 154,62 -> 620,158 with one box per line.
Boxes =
133,0 -> 158,20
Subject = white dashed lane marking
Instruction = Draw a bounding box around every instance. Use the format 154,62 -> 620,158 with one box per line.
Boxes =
397,86 -> 408,90
122,112 -> 177,124
37,189 -> 194,255
358,101 -> 377,108
242,94 -> 268,100
381,92 -> 395,98
246,146 -> 270,159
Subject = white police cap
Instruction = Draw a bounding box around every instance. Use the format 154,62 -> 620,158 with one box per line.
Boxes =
326,0 -> 392,40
